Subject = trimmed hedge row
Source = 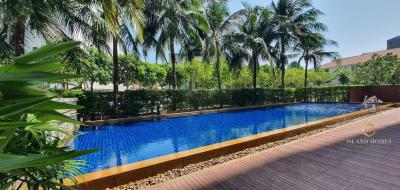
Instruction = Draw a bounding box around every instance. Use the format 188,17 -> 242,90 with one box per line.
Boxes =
77,86 -> 351,120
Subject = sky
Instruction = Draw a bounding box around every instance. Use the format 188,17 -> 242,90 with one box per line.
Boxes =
227,0 -> 400,64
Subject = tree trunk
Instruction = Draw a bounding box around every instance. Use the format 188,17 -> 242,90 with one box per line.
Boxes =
190,73 -> 196,90
252,55 -> 257,89
280,63 -> 285,88
169,37 -> 177,89
304,59 -> 309,102
216,44 -> 222,90
66,79 -> 69,90
15,17 -> 26,56
62,81 -> 66,90
112,36 -> 119,116
280,43 -> 286,100
90,81 -> 94,92
280,37 -> 286,89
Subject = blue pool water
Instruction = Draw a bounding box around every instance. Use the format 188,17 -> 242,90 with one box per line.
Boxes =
71,103 -> 364,174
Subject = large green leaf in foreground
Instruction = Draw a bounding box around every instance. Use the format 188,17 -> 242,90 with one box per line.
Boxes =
0,41 -> 96,189
0,149 -> 97,173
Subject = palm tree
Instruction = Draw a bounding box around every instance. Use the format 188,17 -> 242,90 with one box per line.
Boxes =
229,4 -> 272,89
0,0 -> 93,56
155,0 -> 209,89
87,0 -> 144,115
297,34 -> 339,101
296,34 -> 339,90
222,39 -> 250,75
203,0 -> 243,90
270,0 -> 325,88
141,0 -> 163,62
180,31 -> 204,62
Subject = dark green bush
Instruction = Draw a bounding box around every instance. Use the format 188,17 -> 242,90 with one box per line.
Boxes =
77,86 -> 351,120
121,90 -> 162,115
49,89 -> 84,98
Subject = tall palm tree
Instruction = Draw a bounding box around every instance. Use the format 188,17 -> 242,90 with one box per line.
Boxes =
229,4 -> 272,89
297,34 -> 338,87
88,0 -> 144,115
203,0 -> 243,90
155,0 -> 209,89
270,0 -> 325,88
297,34 -> 338,100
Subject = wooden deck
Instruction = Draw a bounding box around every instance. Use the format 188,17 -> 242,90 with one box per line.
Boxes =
148,107 -> 400,190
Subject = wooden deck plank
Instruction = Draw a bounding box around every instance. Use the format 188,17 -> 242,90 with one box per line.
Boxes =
147,108 -> 400,190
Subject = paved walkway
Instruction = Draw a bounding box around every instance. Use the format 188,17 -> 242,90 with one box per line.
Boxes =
148,108 -> 400,190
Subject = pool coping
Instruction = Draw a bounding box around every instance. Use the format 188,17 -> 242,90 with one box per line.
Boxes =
68,103 -> 395,190
83,103 -> 297,126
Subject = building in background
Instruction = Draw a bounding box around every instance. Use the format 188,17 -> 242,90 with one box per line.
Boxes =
321,48 -> 400,72
387,35 -> 400,50
321,35 -> 400,73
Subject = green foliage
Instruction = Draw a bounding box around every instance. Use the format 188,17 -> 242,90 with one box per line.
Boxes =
0,42 -> 96,189
116,55 -> 168,89
308,70 -> 333,86
0,0 -> 91,55
352,54 -> 400,85
229,68 -> 252,88
333,67 -> 351,85
165,65 -> 187,89
78,86 -> 352,120
297,86 -> 350,102
288,61 -> 302,69
84,48 -> 113,87
181,59 -> 216,89
119,55 -> 142,87
143,62 -> 168,87
285,68 -> 305,88
49,89 -> 84,98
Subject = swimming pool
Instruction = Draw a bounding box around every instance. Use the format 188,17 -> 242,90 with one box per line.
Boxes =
71,103 -> 365,174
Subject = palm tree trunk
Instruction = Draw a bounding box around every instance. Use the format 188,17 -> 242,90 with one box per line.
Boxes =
112,36 -> 119,116
304,59 -> 309,102
169,37 -> 177,89
190,72 -> 196,90
90,81 -> 94,92
280,37 -> 286,89
280,58 -> 285,88
280,63 -> 285,88
252,55 -> 257,89
280,48 -> 286,101
66,79 -> 69,90
15,16 -> 26,56
216,48 -> 222,90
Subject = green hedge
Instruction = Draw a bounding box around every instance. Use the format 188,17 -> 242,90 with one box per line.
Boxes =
77,87 -> 351,120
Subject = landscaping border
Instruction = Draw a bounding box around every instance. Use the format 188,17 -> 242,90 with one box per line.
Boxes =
68,103 -> 395,190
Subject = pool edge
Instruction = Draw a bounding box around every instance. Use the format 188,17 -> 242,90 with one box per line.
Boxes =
69,103 -> 395,190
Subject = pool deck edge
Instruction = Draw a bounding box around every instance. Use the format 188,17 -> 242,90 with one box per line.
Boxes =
69,103 -> 395,190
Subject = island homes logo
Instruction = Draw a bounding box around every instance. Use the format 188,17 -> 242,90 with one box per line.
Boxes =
346,123 -> 392,146
363,123 -> 376,137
